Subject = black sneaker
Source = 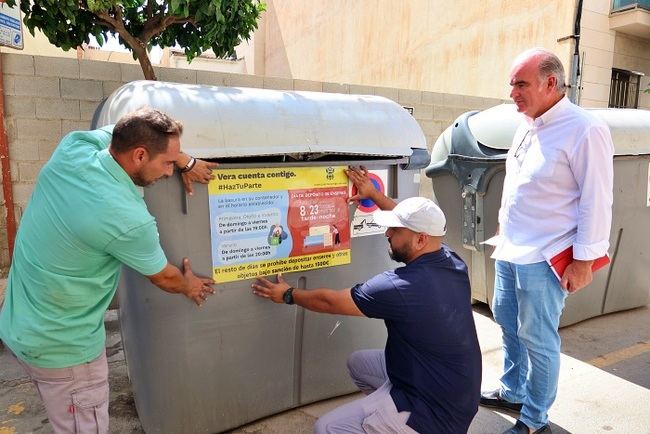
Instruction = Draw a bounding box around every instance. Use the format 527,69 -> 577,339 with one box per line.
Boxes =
502,419 -> 551,434
480,389 -> 523,413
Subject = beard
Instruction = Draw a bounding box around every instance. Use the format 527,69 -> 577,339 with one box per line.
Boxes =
132,173 -> 153,187
388,245 -> 408,264
132,171 -> 166,187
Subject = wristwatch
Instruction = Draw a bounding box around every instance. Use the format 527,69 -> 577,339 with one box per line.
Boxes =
282,287 -> 295,305
180,156 -> 197,173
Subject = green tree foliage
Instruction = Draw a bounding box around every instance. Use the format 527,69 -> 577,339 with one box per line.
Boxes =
8,0 -> 265,80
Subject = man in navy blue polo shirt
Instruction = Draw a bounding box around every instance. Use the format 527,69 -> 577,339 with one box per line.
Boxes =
252,167 -> 481,434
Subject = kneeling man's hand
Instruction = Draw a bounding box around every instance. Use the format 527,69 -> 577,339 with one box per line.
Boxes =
252,274 -> 291,304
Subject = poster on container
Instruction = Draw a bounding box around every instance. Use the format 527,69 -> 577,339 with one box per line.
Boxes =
349,169 -> 388,238
208,166 -> 351,283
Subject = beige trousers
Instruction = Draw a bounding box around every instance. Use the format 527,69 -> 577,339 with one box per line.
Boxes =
9,349 -> 109,434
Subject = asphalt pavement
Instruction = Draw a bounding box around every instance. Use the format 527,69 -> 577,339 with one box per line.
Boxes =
1,303 -> 649,434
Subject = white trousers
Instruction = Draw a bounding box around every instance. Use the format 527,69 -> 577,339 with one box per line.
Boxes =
314,349 -> 418,434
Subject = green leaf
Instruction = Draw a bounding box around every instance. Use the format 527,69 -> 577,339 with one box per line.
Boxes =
17,0 -> 265,80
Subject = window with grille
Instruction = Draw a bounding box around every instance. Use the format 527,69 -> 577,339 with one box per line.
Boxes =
609,68 -> 641,108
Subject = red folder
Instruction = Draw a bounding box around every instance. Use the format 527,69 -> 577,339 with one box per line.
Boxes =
547,246 -> 610,281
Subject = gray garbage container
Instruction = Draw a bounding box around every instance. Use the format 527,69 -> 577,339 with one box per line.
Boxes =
426,103 -> 650,327
92,81 -> 429,433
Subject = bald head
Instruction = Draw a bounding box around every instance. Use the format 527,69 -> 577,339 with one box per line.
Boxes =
509,48 -> 566,118
512,48 -> 566,94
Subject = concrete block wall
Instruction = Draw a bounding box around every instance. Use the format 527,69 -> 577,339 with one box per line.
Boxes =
0,53 -> 504,274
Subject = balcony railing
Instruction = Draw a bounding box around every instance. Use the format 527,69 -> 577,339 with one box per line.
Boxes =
612,0 -> 650,12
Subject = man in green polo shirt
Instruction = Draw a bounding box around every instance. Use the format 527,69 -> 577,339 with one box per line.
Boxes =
0,107 -> 216,434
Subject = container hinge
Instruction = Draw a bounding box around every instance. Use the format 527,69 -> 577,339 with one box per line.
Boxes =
461,187 -> 484,251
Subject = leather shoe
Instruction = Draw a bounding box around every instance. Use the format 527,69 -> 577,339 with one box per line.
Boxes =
502,419 -> 551,434
480,389 -> 523,412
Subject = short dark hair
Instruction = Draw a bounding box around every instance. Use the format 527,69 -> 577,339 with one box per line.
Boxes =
111,107 -> 183,156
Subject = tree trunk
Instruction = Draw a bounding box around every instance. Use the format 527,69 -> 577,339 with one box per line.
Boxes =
136,51 -> 157,81
130,40 -> 157,80
95,9 -> 158,81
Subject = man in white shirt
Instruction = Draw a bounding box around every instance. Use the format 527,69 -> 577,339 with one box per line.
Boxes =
479,48 -> 614,434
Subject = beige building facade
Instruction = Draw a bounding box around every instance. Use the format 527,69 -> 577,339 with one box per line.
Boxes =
6,1 -> 649,109
248,0 -> 650,109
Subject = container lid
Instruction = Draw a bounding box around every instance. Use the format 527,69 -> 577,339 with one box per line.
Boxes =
465,103 -> 650,156
589,108 -> 650,156
466,104 -> 519,151
93,81 -> 426,159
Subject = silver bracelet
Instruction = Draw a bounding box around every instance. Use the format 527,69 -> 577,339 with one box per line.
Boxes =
180,156 -> 196,173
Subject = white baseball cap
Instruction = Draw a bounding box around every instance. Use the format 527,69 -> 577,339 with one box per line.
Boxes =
372,197 -> 446,236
